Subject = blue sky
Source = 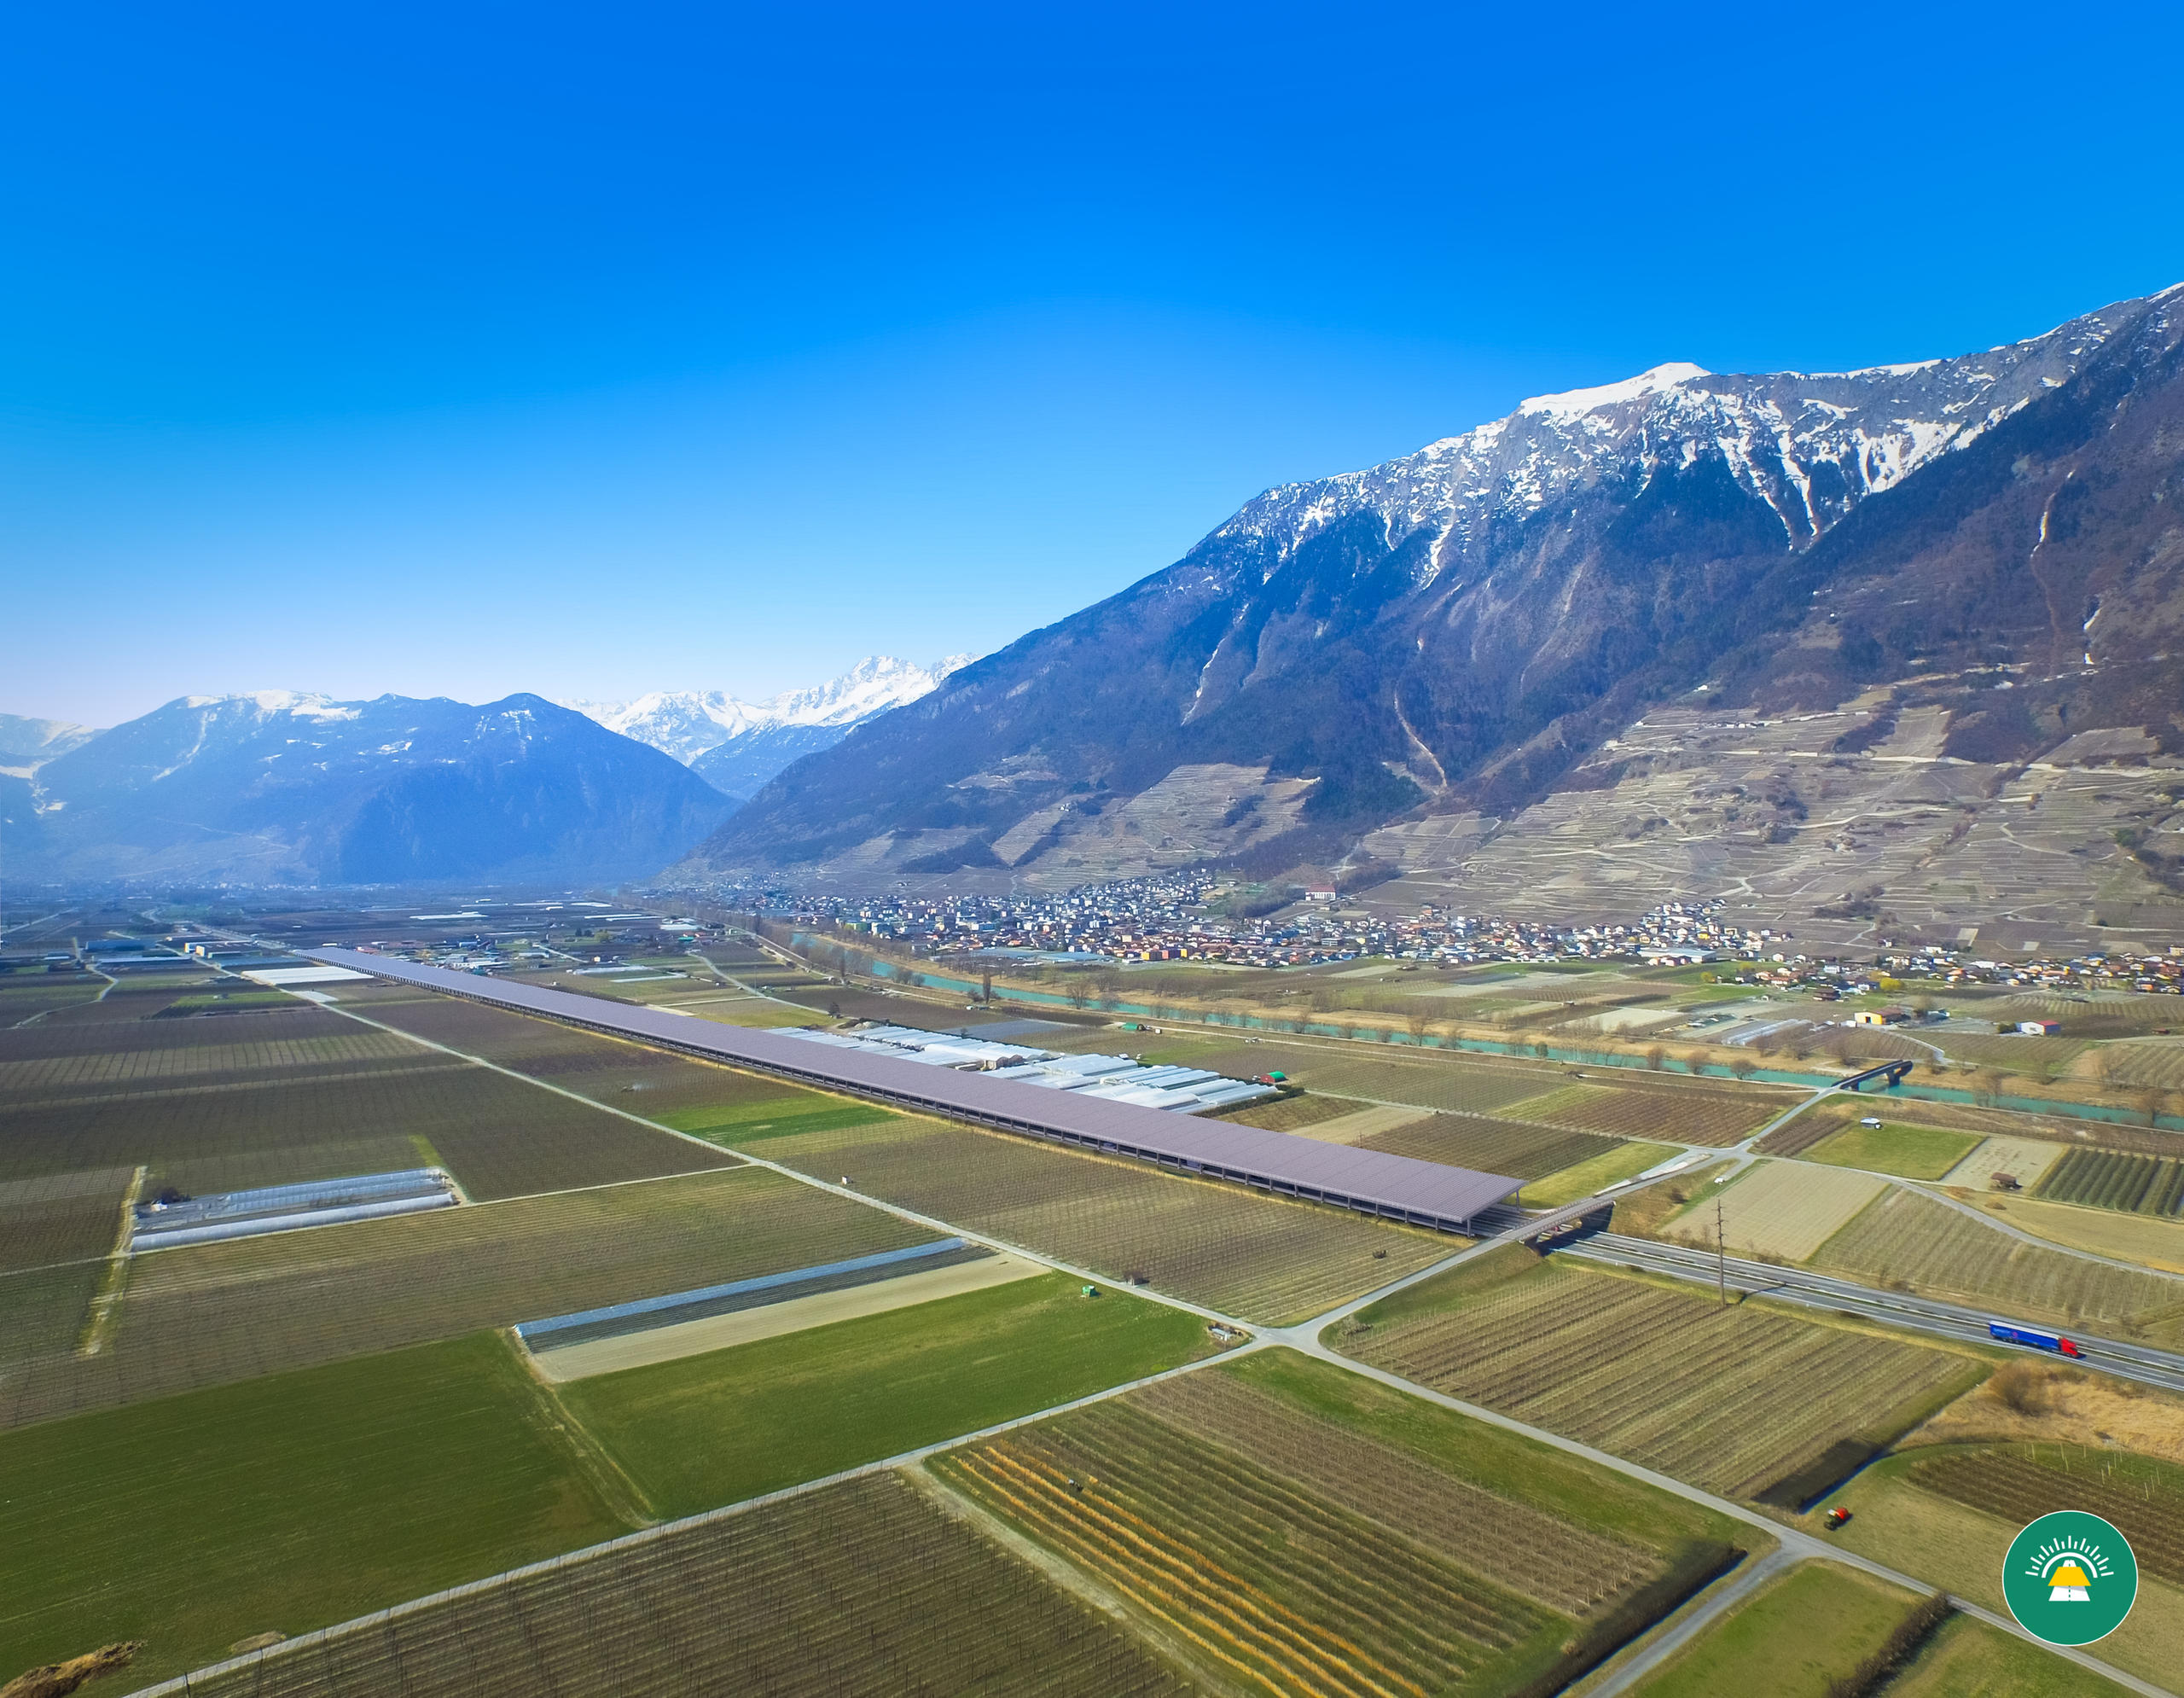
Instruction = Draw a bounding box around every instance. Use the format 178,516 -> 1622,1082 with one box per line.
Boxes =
6,1 -> 2181,727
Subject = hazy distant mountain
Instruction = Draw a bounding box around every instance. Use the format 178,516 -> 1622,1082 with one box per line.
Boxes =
686,282 -> 2184,934
570,654 -> 972,799
3,691 -> 736,887
0,712 -> 101,770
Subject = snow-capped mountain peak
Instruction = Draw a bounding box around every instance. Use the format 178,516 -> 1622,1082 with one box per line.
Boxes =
569,654 -> 973,770
1210,288 -> 2167,578
177,689 -> 361,721
1518,361 -> 1711,418
764,654 -> 977,729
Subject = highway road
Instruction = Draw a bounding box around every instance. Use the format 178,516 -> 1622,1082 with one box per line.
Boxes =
1566,1230 -> 2184,1395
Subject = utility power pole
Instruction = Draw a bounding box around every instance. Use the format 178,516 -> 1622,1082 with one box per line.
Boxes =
1716,1195 -> 1727,1307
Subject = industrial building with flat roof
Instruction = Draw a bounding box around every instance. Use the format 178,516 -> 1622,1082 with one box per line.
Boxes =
305,948 -> 1524,1233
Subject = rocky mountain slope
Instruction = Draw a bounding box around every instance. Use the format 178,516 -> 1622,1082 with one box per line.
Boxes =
684,283 -> 2184,945
570,654 -> 970,798
3,692 -> 735,887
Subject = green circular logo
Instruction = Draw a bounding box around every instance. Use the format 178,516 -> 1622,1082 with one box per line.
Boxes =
2003,1511 -> 2138,1646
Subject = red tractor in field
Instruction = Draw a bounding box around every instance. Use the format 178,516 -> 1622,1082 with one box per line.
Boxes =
1824,1508 -> 1852,1531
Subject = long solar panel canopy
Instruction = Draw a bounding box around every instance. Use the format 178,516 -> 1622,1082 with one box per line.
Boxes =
305,948 -> 1523,1231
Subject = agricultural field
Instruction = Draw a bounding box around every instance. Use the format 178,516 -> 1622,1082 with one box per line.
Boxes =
0,1332 -> 632,1689
1626,1561 -> 1915,1698
164,1470 -> 1190,1698
1340,1258 -> 1984,1502
323,982 -> 848,1128
1811,1188 -> 2184,1345
657,1092 -> 900,1146
519,965 -> 825,1030
0,1167 -> 932,1431
932,1395 -> 1564,1697
1960,1195 -> 2184,1274
0,1263 -> 102,1378
1502,1078 -> 1792,1145
1941,1031 -> 2094,1071
1128,1365 -> 1657,1615
559,1273 -> 1210,1516
1275,1050 -> 1567,1115
1990,992 -> 2184,1040
1212,1090 -> 1373,1132
0,1164 -> 134,1271
0,998 -> 738,1202
2090,1037 -> 2184,1090
1659,1160 -> 1887,1261
1905,1445 -> 2184,1587
1751,1105 -> 1852,1157
1939,1134 -> 2065,1190
752,1114 -> 1453,1323
1885,1613 -> 2137,1698
1518,1140 -> 1679,1207
1360,1111 -> 1621,1180
0,974 -> 106,1026
1802,1120 -> 1984,1180
1823,1447 -> 2184,1693
1290,1102 -> 1443,1144
2036,1145 -> 2184,1216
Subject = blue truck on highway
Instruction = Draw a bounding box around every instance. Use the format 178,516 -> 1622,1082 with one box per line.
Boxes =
1989,1322 -> 2082,1357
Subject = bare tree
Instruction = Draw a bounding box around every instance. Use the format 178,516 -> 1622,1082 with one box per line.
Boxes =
1646,1044 -> 1667,1071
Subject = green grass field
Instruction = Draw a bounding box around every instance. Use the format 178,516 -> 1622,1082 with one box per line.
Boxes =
1520,1140 -> 1680,1207
1887,1611 -> 2135,1696
0,1332 -> 631,1689
1804,1120 -> 1983,1179
1628,1561 -> 1913,1697
657,1094 -> 901,1144
558,1272 -> 1211,1517
161,990 -> 296,1013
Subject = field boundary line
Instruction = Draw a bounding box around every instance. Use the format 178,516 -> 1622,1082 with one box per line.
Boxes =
1902,1176 -> 2184,1282
131,1341 -> 1266,1698
74,1164 -> 145,1357
308,987 -> 1286,1332
1577,1546 -> 1800,1698
687,948 -> 814,1010
502,1329 -> 660,1527
1296,1342 -> 2174,1698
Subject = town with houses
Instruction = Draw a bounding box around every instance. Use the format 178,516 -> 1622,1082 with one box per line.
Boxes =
745,875 -> 2184,1001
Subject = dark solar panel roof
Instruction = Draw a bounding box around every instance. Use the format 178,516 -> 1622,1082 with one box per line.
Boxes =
307,949 -> 1523,1230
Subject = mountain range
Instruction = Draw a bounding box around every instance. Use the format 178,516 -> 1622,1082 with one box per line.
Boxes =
9,282 -> 2181,940
566,654 -> 972,798
1,692 -> 735,887
683,282 -> 2184,949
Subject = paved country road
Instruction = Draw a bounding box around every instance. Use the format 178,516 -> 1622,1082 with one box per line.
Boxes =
1566,1231 -> 2184,1395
